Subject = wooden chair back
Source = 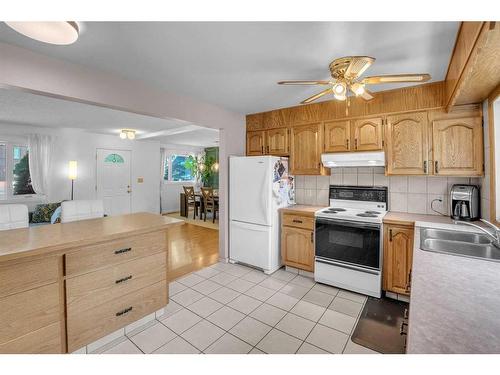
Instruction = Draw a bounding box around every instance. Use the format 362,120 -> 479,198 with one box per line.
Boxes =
183,186 -> 196,204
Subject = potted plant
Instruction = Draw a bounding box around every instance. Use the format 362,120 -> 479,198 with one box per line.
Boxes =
184,154 -> 216,189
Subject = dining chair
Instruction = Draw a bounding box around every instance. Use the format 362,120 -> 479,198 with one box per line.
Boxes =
0,204 -> 29,230
201,187 -> 219,223
60,200 -> 104,223
183,186 -> 200,219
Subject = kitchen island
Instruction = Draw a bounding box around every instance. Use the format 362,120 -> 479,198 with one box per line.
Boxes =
0,212 -> 183,354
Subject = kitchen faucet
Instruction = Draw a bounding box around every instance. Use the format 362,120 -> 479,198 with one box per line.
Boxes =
454,219 -> 500,249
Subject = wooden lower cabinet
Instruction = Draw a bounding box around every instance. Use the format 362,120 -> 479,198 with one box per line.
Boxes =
383,224 -> 414,296
281,214 -> 314,272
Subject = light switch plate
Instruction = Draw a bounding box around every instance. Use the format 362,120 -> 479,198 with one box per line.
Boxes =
137,177 -> 144,183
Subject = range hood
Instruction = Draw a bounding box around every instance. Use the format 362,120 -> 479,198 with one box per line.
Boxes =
321,151 -> 385,168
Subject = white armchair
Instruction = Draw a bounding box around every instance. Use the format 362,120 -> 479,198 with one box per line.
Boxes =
61,200 -> 104,223
0,204 -> 29,230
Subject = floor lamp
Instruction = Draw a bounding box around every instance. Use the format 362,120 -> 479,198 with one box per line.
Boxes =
68,161 -> 77,200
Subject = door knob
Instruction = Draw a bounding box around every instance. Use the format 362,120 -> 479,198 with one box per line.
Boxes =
127,189 -> 132,193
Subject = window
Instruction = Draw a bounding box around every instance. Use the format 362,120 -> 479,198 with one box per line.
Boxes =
163,153 -> 195,182
0,142 -> 36,200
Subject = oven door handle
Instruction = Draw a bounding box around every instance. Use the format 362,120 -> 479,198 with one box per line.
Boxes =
315,257 -> 380,275
315,218 -> 381,230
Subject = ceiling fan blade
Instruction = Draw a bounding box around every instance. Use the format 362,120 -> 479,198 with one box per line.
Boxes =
359,88 -> 374,101
300,87 -> 332,104
344,56 -> 375,80
278,80 -> 331,85
361,74 -> 431,85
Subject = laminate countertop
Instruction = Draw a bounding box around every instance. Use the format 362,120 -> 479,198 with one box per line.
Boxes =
279,205 -> 325,217
0,212 -> 183,263
383,211 -> 455,226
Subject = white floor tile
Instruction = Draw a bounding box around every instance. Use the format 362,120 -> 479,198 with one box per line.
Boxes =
208,286 -> 240,304
223,264 -> 253,277
319,309 -> 356,334
302,290 -> 335,308
191,279 -> 222,295
210,272 -> 238,285
266,292 -> 299,311
171,288 -> 204,307
296,342 -> 329,354
205,333 -> 253,354
256,329 -> 303,354
177,273 -> 205,287
249,348 -> 266,354
290,300 -> 326,322
259,277 -> 287,291
276,313 -> 315,340
227,294 -> 262,315
337,290 -> 367,304
153,336 -> 200,354
270,269 -> 297,282
280,283 -> 310,299
329,297 -> 363,318
229,316 -> 272,346
129,322 -> 177,353
306,324 -> 349,354
206,306 -> 245,331
160,308 -> 202,334
289,275 -> 315,288
226,278 -> 255,293
244,284 -> 276,302
186,296 -> 223,318
181,320 -> 225,351
343,339 -> 379,354
250,303 -> 287,326
125,313 -> 156,334
87,328 -> 125,353
241,270 -> 269,284
311,283 -> 339,296
101,339 -> 142,354
157,301 -> 184,320
169,281 -> 188,296
194,267 -> 221,279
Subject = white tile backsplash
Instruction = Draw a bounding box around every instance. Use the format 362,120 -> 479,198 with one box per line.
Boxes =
293,167 -> 485,215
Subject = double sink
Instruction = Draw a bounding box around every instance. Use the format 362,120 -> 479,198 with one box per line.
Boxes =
420,227 -> 500,262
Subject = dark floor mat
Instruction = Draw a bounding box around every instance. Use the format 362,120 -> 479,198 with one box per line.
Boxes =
351,296 -> 408,354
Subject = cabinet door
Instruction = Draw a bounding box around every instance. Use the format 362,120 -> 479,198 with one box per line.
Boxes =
383,225 -> 414,295
281,226 -> 314,272
386,112 -> 429,175
352,117 -> 383,151
246,131 -> 266,156
324,120 -> 351,152
290,123 -> 324,175
266,128 -> 289,155
432,117 -> 483,176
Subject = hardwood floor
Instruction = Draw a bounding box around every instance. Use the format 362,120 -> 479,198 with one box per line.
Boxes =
167,223 -> 219,281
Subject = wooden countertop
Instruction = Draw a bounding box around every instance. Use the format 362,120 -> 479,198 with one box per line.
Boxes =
279,205 -> 325,217
0,212 -> 183,263
383,212 -> 454,226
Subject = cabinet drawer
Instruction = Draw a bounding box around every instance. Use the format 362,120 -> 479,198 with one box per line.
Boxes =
66,252 -> 167,313
67,280 -> 167,352
0,256 -> 59,298
0,283 -> 60,345
66,231 -> 166,276
282,214 -> 314,230
0,322 -> 62,354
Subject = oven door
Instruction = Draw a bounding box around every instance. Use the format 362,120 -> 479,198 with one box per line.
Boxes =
315,218 -> 381,270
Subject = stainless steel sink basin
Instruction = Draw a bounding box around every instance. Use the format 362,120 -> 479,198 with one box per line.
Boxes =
420,227 -> 500,262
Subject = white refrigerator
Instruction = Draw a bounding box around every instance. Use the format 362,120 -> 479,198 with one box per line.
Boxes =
229,156 -> 295,274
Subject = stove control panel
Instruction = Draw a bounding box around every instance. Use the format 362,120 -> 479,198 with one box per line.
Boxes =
329,185 -> 388,203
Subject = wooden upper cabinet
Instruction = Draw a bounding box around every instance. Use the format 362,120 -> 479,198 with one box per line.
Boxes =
432,116 -> 483,176
290,123 -> 327,175
383,225 -> 414,296
386,111 -> 429,175
324,120 -> 351,152
246,130 -> 265,156
266,128 -> 289,156
352,117 -> 383,151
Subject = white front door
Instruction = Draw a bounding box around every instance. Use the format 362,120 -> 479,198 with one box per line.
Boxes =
96,149 -> 132,216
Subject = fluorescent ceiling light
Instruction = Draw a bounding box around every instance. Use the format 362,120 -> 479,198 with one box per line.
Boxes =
5,21 -> 79,45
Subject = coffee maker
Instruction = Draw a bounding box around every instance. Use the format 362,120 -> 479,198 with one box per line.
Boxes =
450,184 -> 480,221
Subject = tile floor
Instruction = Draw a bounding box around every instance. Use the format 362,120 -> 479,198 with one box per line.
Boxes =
93,261 -> 379,354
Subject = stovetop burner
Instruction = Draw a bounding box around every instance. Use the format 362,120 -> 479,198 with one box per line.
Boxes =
356,213 -> 378,218
365,211 -> 381,215
326,207 -> 347,212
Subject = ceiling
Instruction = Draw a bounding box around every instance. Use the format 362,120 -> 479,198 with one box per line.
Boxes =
0,22 -> 460,114
0,88 -> 219,147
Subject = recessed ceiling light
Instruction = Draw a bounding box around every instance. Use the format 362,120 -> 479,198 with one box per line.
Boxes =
5,21 -> 79,45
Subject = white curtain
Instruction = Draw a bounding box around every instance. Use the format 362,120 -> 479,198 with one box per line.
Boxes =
28,134 -> 54,196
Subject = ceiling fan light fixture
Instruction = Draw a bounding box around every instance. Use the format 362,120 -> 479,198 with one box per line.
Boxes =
351,82 -> 365,96
5,21 -> 79,45
120,129 -> 136,140
334,93 -> 347,101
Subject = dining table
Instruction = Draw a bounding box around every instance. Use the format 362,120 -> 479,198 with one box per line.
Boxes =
180,190 -> 219,218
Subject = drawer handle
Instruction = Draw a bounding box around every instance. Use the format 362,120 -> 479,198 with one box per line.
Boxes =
116,306 -> 133,317
115,275 -> 133,284
114,247 -> 132,255
292,219 -> 303,223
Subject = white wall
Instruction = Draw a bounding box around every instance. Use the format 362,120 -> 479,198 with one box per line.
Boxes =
0,42 -> 246,260
0,124 -> 160,214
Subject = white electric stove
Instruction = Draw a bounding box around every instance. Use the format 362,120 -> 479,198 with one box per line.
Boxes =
314,185 -> 388,298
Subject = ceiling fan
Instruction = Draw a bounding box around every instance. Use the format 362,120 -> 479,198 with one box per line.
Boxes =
278,56 -> 431,104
